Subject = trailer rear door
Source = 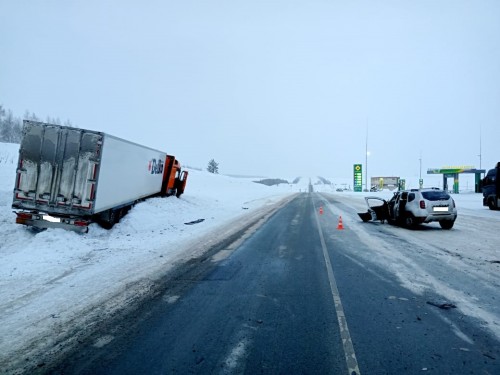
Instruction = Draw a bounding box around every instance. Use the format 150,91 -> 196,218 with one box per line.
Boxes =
13,121 -> 102,215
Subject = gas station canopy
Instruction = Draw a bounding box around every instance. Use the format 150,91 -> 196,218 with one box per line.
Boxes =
427,166 -> 485,193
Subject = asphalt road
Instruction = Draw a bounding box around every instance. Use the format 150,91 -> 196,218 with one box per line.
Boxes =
48,193 -> 499,374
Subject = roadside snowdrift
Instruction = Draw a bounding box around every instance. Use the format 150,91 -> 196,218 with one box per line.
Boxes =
0,142 -> 299,370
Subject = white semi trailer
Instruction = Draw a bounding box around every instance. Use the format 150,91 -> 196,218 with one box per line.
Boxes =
12,121 -> 187,232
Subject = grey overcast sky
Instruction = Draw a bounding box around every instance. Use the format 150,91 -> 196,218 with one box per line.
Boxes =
1,0 -> 499,179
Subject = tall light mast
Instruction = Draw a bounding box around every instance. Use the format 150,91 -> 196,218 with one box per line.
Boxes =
365,126 -> 368,191
479,125 -> 482,171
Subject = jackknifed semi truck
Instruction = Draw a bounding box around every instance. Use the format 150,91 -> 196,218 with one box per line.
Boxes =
12,120 -> 188,232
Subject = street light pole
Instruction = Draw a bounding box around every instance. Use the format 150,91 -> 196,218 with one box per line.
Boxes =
419,153 -> 422,189
479,125 -> 482,171
365,127 -> 368,191
419,157 -> 422,180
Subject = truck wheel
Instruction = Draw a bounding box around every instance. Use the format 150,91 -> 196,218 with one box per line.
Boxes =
439,220 -> 454,230
98,209 -> 117,230
488,199 -> 497,210
99,221 -> 113,230
109,210 -> 118,225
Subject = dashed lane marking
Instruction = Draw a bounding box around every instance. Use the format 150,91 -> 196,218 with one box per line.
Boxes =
313,198 -> 361,375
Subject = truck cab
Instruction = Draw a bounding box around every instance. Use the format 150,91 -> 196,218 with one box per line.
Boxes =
162,155 -> 188,197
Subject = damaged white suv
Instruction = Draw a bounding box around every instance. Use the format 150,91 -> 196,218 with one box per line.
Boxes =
387,188 -> 457,229
358,188 -> 458,229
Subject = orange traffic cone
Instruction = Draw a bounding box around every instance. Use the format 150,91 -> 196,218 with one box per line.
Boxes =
319,207 -> 324,215
337,216 -> 344,230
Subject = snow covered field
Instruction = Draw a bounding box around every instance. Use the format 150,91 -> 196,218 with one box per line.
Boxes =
1,141 -> 499,372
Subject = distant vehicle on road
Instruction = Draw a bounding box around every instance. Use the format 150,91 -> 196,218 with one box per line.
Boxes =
358,188 -> 457,229
482,162 -> 500,210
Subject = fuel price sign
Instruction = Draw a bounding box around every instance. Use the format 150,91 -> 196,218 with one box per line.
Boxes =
354,164 -> 363,192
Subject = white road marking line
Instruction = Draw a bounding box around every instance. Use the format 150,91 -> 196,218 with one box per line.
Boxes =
313,198 -> 361,375
221,338 -> 250,374
163,295 -> 180,304
93,335 -> 114,348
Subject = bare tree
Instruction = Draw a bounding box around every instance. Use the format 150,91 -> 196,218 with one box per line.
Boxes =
12,117 -> 22,142
1,110 -> 15,142
0,105 -> 5,139
0,107 -> 74,142
46,116 -> 62,125
24,111 -> 39,122
64,119 -> 74,127
0,105 -> 5,142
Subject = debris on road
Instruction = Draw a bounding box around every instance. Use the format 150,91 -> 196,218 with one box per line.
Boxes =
426,301 -> 457,310
184,219 -> 205,225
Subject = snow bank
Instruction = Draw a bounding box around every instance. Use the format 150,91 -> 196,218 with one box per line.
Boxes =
0,142 -> 299,369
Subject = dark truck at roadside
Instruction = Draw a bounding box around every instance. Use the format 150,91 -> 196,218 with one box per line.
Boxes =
482,162 -> 500,210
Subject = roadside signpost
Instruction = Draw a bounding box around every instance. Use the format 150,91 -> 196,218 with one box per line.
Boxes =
354,164 -> 363,192
399,179 -> 406,191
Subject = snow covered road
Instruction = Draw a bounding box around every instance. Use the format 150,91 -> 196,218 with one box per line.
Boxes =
1,141 -> 499,373
40,193 -> 500,374
320,192 -> 500,341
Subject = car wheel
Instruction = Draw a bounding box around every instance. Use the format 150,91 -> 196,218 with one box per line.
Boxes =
439,220 -> 454,230
404,214 -> 416,228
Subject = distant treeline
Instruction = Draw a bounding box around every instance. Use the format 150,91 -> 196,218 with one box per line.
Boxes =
0,104 -> 75,143
254,178 -> 289,186
317,176 -> 331,185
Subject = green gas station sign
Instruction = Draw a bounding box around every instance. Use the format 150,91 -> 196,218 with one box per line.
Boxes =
353,164 -> 362,192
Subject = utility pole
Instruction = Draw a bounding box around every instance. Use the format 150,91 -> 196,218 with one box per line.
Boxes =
479,125 -> 482,171
419,152 -> 423,189
419,155 -> 422,179
365,126 -> 368,192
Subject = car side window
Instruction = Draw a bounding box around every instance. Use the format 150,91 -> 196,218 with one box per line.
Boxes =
408,193 -> 415,202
